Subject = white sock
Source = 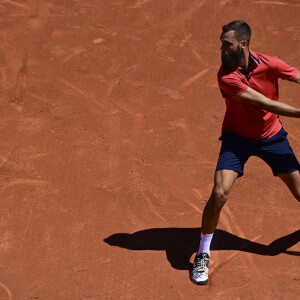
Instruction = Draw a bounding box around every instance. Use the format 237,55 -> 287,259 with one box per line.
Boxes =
197,231 -> 214,256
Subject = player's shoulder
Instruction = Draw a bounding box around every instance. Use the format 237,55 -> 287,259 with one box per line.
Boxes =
254,51 -> 278,64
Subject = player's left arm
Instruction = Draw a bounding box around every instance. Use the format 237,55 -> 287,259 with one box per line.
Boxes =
294,70 -> 300,84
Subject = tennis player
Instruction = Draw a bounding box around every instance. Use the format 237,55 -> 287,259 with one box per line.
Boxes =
191,20 -> 300,285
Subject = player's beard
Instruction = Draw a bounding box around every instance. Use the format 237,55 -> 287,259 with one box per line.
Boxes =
221,45 -> 243,70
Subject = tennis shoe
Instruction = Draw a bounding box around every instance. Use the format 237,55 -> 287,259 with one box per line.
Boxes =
190,252 -> 210,285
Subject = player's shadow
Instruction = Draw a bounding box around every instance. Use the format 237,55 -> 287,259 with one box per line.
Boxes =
104,228 -> 300,270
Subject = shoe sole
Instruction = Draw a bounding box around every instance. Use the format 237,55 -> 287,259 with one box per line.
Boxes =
190,273 -> 208,285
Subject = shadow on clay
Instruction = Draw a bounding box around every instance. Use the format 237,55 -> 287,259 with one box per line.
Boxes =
104,228 -> 300,270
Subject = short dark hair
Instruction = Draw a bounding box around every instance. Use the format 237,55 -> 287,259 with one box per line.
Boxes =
222,20 -> 251,44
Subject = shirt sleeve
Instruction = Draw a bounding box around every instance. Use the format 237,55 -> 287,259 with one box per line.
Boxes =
276,58 -> 298,81
218,73 -> 248,98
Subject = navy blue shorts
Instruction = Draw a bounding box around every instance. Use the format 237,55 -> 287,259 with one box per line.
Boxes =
216,128 -> 300,177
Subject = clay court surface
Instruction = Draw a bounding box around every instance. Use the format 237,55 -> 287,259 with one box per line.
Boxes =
1,0 -> 300,299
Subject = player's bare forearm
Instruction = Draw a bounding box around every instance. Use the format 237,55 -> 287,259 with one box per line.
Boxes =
233,87 -> 300,118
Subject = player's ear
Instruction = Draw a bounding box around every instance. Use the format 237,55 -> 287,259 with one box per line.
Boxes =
240,40 -> 248,49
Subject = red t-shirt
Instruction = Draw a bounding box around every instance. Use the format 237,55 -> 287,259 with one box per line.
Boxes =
217,50 -> 298,140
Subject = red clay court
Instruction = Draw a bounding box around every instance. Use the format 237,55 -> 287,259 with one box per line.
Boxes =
0,0 -> 299,299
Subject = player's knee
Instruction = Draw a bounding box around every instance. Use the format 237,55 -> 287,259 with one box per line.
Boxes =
210,189 -> 228,210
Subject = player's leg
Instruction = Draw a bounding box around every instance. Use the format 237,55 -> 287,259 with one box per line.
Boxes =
278,171 -> 300,202
190,132 -> 251,285
201,132 -> 251,237
201,169 -> 239,234
190,169 -> 238,285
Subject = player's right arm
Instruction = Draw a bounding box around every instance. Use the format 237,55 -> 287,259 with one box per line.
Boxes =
233,87 -> 300,118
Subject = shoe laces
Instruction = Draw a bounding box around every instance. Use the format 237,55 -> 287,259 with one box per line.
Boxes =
195,254 -> 209,272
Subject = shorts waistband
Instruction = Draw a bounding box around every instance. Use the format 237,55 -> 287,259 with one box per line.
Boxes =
219,127 -> 287,144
